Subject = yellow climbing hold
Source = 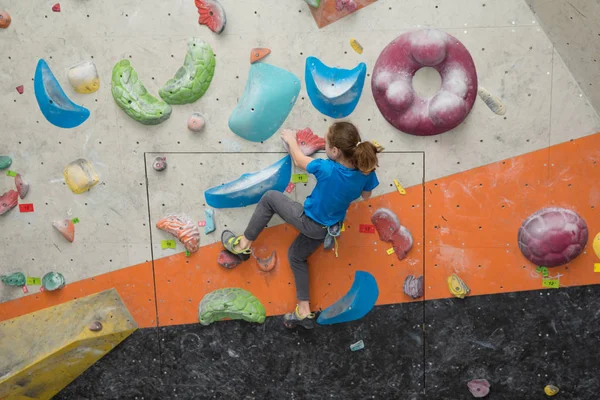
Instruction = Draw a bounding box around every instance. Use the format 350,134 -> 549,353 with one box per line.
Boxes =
447,273 -> 470,299
592,232 -> 600,259
64,158 -> 99,194
393,179 -> 406,195
544,384 -> 559,396
68,60 -> 100,94
350,38 -> 363,54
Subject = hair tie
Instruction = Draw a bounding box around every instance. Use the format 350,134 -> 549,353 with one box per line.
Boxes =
355,141 -> 361,147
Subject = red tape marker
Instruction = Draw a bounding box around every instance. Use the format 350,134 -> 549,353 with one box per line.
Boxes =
285,182 -> 295,193
19,204 -> 34,212
359,224 -> 376,233
22,286 -> 28,294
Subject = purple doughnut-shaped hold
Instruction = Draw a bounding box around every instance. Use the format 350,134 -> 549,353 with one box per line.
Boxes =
518,207 -> 588,267
372,29 -> 478,136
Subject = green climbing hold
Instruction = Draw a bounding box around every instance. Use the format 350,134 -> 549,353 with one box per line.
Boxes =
1,272 -> 26,286
42,272 -> 66,291
0,156 -> 12,170
159,38 -> 216,105
198,288 -> 266,326
111,60 -> 172,125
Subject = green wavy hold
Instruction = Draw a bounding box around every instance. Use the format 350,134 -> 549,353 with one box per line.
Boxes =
198,288 -> 266,326
1,272 -> 26,286
111,60 -> 172,125
159,38 -> 216,105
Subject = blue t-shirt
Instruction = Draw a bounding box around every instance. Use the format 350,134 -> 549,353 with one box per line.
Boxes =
304,159 -> 379,226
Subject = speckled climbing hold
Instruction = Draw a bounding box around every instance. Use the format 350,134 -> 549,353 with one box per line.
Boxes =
42,272 -> 66,291
159,38 -> 215,105
448,273 -> 470,299
371,208 -> 413,260
467,379 -> 490,398
68,60 -> 100,94
64,158 -> 99,194
198,288 -> 266,325
153,156 -> 167,171
15,173 -> 29,199
52,3 -> 61,12
34,59 -> 90,129
0,11 -> 11,29
195,0 -> 226,34
204,208 -> 215,234
250,48 -> 271,64
156,215 -> 200,253
518,207 -> 588,267
16,85 -> 24,94
53,219 -> 75,242
544,384 -> 559,396
477,86 -> 505,115
282,127 -> 325,156
304,0 -> 320,8
0,190 -> 18,215
88,321 -> 103,332
217,250 -> 242,269
187,112 -> 206,132
336,0 -> 357,11
403,274 -> 424,299
0,156 -> 12,170
1,272 -> 26,287
111,60 -> 172,125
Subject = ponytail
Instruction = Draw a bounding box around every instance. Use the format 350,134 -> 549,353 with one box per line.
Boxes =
328,122 -> 382,174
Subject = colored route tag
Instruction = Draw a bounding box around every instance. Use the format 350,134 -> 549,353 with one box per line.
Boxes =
386,247 -> 395,255
393,179 -> 406,195
185,250 -> 191,257
6,170 -> 17,177
542,279 -> 559,289
341,223 -> 345,232
291,173 -> 308,183
285,182 -> 295,193
359,224 -> 376,233
71,217 -> 80,224
595,263 -> 600,272
22,286 -> 28,294
161,240 -> 176,249
19,204 -> 34,212
198,221 -> 206,227
26,277 -> 41,285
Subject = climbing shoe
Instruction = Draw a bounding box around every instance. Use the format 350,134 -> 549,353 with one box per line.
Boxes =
283,305 -> 316,330
221,230 -> 251,262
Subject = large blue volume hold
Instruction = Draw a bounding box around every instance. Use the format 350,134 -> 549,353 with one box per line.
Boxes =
204,155 -> 292,209
34,59 -> 90,129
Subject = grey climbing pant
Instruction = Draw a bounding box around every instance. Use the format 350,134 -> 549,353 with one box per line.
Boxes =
244,190 -> 327,301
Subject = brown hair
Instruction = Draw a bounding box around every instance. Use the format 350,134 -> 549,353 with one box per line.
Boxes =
327,122 -> 381,174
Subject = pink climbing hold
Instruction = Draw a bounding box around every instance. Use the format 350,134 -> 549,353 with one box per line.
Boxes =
371,208 -> 413,260
336,0 -> 357,12
15,173 -> 29,199
283,127 -> 326,156
52,3 -> 61,12
0,190 -> 18,215
467,379 -> 490,398
16,85 -> 23,94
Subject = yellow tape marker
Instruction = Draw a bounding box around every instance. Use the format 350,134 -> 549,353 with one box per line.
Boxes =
291,173 -> 308,183
341,223 -> 345,232
350,38 -> 363,54
541,279 -> 559,289
161,240 -> 176,249
594,263 -> 600,272
386,247 -> 395,255
393,179 -> 406,195
26,277 -> 41,285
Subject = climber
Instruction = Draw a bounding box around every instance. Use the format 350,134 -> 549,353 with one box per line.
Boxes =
221,122 -> 381,329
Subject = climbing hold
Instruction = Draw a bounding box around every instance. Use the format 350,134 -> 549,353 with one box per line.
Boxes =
317,270 -> 379,325
447,273 -> 470,299
254,248 -> 277,272
152,156 -> 167,171
467,379 -> 490,398
204,208 -> 215,234
198,288 -> 266,325
0,11 -> 11,29
371,208 -> 413,260
217,250 -> 242,269
305,0 -> 320,8
205,155 -> 292,208
53,219 -> 75,243
15,173 -> 29,199
34,59 -> 90,129
350,340 -> 365,351
194,0 -> 226,34
0,156 -> 12,170
403,274 -> 424,299
282,127 -> 326,156
477,86 -> 505,115
16,85 -> 24,94
593,232 -> 600,259
0,190 -> 18,215
156,215 -> 200,253
250,48 -> 271,64
68,60 -> 100,94
88,321 -> 103,332
372,29 -> 478,136
349,38 -> 363,54
393,179 -> 406,195
64,158 -> 99,194
518,207 -> 588,267
305,56 -> 367,118
159,38 -> 215,105
42,272 -> 66,291
111,60 -> 172,125
188,112 -> 206,132
1,272 -> 26,287
52,3 -> 61,12
544,385 -> 560,396
336,0 -> 357,11
229,63 -> 300,142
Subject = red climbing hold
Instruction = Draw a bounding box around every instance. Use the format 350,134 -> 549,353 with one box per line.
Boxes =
52,3 -> 61,12
16,85 -> 24,94
283,128 -> 326,156
254,247 -> 277,272
194,0 -> 226,34
0,190 -> 18,215
217,250 -> 242,269
250,48 -> 271,64
371,208 -> 413,260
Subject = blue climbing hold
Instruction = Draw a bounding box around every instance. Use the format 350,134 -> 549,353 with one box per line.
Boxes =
34,59 -> 90,129
317,270 -> 379,325
204,208 -> 215,234
228,63 -> 300,142
305,56 -> 366,119
204,155 -> 292,209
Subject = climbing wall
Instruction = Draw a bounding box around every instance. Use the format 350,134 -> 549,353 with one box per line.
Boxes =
1,0 -> 600,398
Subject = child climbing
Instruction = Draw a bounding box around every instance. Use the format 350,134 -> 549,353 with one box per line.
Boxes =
221,121 -> 381,329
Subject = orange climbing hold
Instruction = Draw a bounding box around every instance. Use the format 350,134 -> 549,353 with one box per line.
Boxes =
0,11 -> 11,29
53,219 -> 75,243
156,215 -> 200,253
195,0 -> 226,34
250,48 -> 271,64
